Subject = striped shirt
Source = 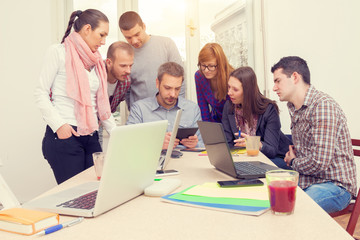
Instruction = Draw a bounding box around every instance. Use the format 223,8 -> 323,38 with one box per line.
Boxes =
289,85 -> 357,196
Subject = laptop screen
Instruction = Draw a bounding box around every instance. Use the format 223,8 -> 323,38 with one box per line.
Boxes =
197,121 -> 238,177
161,109 -> 182,170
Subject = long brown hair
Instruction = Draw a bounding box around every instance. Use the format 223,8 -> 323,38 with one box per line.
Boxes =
230,66 -> 279,128
198,43 -> 234,101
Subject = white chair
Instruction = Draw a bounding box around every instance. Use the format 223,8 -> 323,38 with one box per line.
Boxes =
0,172 -> 20,209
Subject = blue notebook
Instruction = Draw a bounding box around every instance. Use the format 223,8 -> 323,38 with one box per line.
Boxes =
161,186 -> 270,216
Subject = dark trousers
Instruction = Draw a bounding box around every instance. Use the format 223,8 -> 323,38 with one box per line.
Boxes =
42,125 -> 102,184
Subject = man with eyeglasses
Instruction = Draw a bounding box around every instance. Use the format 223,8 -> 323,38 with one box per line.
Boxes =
119,11 -> 186,108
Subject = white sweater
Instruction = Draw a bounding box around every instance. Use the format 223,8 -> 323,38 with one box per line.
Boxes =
34,44 -> 115,134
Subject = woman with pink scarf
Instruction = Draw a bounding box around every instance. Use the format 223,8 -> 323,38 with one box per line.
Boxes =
35,9 -> 116,184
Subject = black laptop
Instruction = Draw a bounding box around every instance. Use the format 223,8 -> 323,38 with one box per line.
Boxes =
197,121 -> 278,179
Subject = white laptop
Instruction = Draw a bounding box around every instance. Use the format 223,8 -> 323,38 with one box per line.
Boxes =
23,121 -> 168,217
156,109 -> 182,176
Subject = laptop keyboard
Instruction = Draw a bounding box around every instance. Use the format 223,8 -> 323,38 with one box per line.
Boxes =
57,190 -> 98,210
234,162 -> 267,175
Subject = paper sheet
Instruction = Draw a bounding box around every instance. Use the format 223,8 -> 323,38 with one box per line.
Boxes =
182,182 -> 269,201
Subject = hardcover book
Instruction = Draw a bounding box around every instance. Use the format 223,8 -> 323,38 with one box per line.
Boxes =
0,208 -> 59,235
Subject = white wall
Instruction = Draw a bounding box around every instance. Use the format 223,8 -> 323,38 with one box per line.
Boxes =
0,0 -> 57,203
263,0 -> 360,139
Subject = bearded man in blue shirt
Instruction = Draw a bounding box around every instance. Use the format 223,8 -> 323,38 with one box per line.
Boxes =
127,62 -> 203,150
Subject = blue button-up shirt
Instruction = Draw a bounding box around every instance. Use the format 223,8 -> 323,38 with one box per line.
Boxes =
127,95 -> 204,148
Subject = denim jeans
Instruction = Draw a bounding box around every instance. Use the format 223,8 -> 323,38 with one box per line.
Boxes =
303,182 -> 352,213
269,157 -> 293,170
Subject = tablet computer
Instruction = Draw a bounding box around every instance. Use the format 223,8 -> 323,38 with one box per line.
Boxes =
176,127 -> 198,140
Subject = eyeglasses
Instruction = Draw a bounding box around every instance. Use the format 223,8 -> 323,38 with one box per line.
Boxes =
198,64 -> 217,71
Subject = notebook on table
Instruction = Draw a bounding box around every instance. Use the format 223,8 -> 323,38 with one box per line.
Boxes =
23,120 -> 168,217
197,121 -> 278,179
156,109 -> 182,176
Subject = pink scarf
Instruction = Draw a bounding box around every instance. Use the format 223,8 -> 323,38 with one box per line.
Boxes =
64,32 -> 111,135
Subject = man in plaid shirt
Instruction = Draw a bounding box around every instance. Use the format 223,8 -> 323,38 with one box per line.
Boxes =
271,56 -> 357,213
105,41 -> 134,113
98,41 -> 134,148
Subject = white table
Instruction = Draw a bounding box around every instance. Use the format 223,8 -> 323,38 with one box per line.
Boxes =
0,152 -> 353,240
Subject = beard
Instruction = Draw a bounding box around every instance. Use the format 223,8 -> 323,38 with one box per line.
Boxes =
164,97 -> 176,106
109,67 -> 127,81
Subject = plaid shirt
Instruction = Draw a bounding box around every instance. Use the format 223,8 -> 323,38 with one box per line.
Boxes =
289,85 -> 357,196
194,70 -> 228,122
109,78 -> 130,113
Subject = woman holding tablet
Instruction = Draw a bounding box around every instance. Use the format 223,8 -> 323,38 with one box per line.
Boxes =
221,67 -> 292,169
35,9 -> 116,184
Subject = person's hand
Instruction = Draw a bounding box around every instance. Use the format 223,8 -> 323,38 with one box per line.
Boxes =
162,132 -> 180,149
56,124 -> 79,139
180,135 -> 198,149
233,132 -> 247,147
284,145 -> 296,166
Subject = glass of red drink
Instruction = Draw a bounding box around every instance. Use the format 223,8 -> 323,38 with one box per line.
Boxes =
266,170 -> 299,215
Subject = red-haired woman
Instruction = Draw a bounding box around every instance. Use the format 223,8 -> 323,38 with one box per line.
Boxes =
195,43 -> 234,122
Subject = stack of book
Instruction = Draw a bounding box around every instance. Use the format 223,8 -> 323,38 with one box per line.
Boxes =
162,182 -> 270,216
0,208 -> 59,235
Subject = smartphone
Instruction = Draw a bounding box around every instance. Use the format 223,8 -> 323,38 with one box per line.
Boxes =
217,179 -> 264,188
155,169 -> 179,177
176,127 -> 198,140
